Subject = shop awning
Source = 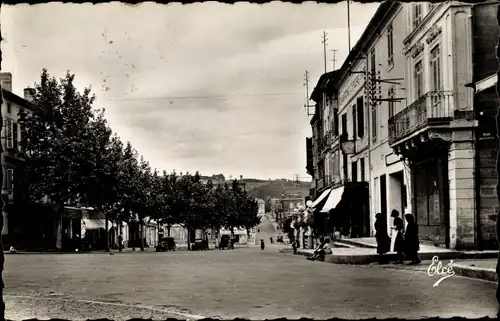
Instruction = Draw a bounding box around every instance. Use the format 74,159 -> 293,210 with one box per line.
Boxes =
475,74 -> 497,94
82,219 -> 110,230
311,189 -> 331,209
320,186 -> 345,213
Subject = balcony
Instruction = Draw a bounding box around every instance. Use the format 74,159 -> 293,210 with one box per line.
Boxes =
388,91 -> 455,145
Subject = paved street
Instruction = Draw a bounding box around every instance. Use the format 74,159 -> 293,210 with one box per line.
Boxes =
4,246 -> 499,320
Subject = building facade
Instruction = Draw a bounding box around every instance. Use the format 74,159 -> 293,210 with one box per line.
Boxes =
306,0 -> 500,250
0,72 -> 35,249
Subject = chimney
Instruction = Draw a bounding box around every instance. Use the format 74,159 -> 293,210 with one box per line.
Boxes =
0,72 -> 12,92
24,87 -> 36,102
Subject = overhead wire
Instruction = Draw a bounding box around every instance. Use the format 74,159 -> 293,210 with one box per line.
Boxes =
110,92 -> 301,101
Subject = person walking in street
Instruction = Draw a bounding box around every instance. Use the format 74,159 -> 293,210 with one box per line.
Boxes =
260,239 -> 265,250
404,213 -> 421,265
118,233 -> 123,252
374,213 -> 390,264
390,209 -> 404,264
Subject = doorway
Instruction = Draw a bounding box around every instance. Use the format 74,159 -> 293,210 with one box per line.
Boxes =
380,175 -> 388,233
389,171 -> 405,224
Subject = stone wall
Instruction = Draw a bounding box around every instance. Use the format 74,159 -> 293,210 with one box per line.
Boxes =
449,130 -> 476,250
478,139 -> 499,249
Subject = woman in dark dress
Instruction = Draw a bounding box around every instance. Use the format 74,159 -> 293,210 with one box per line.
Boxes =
404,213 -> 421,265
391,209 -> 404,264
374,213 -> 390,264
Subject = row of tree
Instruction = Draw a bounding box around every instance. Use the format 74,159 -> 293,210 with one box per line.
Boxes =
17,69 -> 261,250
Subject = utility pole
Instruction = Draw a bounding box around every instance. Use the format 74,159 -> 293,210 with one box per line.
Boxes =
303,70 -> 314,116
347,0 -> 351,52
331,49 -> 338,71
322,31 -> 328,74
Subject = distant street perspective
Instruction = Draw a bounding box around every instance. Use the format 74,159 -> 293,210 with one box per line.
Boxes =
4,214 -> 499,320
2,0 -> 500,320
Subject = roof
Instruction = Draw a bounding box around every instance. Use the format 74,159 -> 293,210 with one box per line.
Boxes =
336,0 -> 399,87
1,88 -> 36,111
310,70 -> 341,102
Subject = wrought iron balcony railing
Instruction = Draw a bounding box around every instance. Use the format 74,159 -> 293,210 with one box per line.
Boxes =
388,91 -> 455,145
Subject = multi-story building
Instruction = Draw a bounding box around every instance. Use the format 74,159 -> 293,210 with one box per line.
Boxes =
389,1 -> 500,250
0,72 -> 35,248
306,0 -> 500,250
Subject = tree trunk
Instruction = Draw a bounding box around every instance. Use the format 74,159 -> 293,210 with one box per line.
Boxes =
55,204 -> 64,252
140,220 -> 145,251
167,223 -> 171,236
105,216 -> 110,252
186,225 -> 190,251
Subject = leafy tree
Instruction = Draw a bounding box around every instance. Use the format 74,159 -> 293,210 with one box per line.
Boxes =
206,183 -> 229,243
83,109 -> 118,251
18,69 -> 96,250
116,142 -> 141,246
159,170 -> 180,236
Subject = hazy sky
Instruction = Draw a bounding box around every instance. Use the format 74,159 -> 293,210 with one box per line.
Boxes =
2,2 -> 379,180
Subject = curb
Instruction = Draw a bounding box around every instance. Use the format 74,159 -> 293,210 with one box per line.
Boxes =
452,264 -> 498,282
281,248 -> 499,265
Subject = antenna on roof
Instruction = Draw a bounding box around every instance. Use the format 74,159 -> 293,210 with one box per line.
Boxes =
331,49 -> 338,71
322,32 -> 328,74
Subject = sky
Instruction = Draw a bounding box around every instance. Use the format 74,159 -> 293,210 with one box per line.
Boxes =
1,1 -> 379,181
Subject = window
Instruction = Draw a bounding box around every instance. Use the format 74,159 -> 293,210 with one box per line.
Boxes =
370,49 -> 376,76
341,113 -> 348,137
412,4 -> 423,29
12,122 -> 18,153
357,96 -> 365,137
333,108 -> 339,136
388,87 -> 395,118
4,118 -> 12,149
430,45 -> 442,107
6,103 -> 11,114
343,153 -> 348,181
414,60 -> 424,100
387,24 -> 394,67
430,45 -> 442,92
351,161 -> 358,182
360,158 -> 365,182
352,105 -> 357,139
6,169 -> 13,193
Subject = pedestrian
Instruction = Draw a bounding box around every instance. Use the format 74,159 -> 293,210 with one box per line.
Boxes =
390,209 -> 404,264
306,236 -> 325,261
374,213 -> 390,264
118,233 -> 123,252
307,237 -> 332,261
269,237 -> 273,244
404,213 -> 421,265
260,239 -> 265,250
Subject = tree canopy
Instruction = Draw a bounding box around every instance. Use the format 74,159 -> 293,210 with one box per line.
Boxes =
18,69 -> 261,242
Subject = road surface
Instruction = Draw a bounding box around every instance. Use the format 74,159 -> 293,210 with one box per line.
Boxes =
256,213 -> 278,245
4,247 -> 498,320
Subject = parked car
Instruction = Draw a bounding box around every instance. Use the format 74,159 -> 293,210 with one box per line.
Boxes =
191,239 -> 209,251
156,237 -> 176,252
219,235 -> 231,250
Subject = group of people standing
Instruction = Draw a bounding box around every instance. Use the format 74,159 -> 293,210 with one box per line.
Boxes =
375,209 -> 421,265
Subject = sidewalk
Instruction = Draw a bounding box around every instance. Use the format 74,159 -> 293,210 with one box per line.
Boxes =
277,240 -> 500,283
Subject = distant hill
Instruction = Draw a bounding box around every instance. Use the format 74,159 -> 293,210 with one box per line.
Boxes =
246,179 -> 311,211
199,175 -> 311,210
